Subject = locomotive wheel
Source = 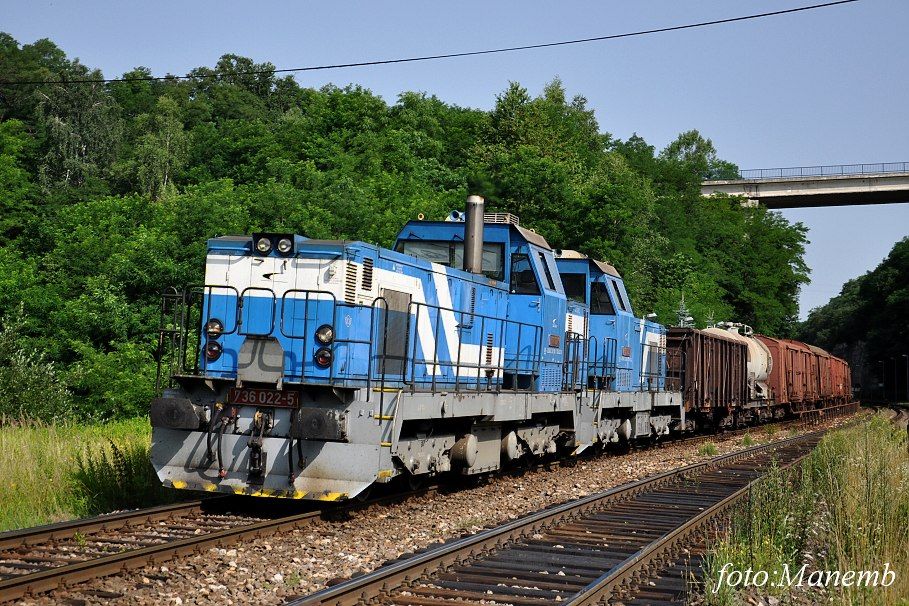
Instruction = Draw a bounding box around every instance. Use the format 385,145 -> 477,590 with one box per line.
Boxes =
355,486 -> 373,502
407,473 -> 427,491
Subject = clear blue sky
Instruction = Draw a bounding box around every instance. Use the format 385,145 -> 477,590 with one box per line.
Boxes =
3,0 -> 907,319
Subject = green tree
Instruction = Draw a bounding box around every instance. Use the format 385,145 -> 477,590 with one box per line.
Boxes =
0,119 -> 36,237
36,73 -> 123,193
134,96 -> 188,198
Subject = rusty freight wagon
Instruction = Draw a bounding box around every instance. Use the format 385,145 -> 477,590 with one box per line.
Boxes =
756,335 -> 840,411
808,345 -> 832,403
808,346 -> 852,405
666,327 -> 748,428
831,355 -> 852,403
785,339 -> 815,408
756,335 -> 787,406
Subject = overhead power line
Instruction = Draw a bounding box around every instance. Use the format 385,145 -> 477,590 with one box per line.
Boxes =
0,0 -> 859,87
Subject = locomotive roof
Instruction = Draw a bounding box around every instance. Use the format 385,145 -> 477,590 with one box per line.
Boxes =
555,249 -> 621,278
397,219 -> 553,250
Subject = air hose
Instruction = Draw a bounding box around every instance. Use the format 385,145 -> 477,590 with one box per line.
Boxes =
287,410 -> 296,484
217,414 -> 230,478
204,403 -> 225,467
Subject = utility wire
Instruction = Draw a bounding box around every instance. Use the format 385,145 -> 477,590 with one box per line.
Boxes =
0,0 -> 859,86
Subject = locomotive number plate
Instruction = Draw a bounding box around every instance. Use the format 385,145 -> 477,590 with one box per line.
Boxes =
228,387 -> 300,408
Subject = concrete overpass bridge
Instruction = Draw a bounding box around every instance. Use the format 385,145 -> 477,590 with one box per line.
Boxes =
701,162 -> 909,209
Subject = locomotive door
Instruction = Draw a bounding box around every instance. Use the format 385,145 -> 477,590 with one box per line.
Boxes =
608,279 -> 635,391
506,253 -> 543,388
506,248 -> 565,391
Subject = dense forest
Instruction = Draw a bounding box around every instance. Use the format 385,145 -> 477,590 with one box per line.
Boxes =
798,237 -> 909,399
0,34 -> 811,421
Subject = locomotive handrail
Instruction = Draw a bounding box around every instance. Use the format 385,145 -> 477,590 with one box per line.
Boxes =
403,300 -> 545,394
187,284 -> 242,375
640,344 -> 671,393
586,335 -> 619,390
237,286 -> 277,337
157,283 -> 682,399
277,289 -> 337,340
155,287 -> 185,393
370,296 -> 391,416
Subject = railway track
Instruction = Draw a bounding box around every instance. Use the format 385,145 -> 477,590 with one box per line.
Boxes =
0,402 -> 856,603
0,497 -> 327,603
290,428 -> 838,606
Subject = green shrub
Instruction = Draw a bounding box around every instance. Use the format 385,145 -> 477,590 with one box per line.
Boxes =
68,340 -> 156,420
0,312 -> 72,422
698,442 -> 718,456
73,438 -> 175,514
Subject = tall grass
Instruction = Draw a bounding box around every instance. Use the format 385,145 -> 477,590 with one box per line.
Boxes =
809,417 -> 909,604
703,462 -> 815,603
703,415 -> 909,605
0,417 -> 175,531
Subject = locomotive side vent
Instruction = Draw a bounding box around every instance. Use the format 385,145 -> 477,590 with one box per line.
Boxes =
361,257 -> 374,291
345,262 -> 358,304
567,314 -> 573,335
485,332 -> 494,366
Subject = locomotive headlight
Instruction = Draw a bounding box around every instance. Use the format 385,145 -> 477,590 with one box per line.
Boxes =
205,318 -> 224,338
205,340 -> 223,361
314,347 -> 333,368
276,237 -> 293,254
255,237 -> 272,254
315,324 -> 335,345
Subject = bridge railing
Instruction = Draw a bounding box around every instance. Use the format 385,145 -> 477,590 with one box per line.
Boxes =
730,162 -> 909,181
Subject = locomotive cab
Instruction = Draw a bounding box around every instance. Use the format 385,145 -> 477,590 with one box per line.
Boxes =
393,212 -> 569,392
554,251 -> 667,393
555,250 -> 678,440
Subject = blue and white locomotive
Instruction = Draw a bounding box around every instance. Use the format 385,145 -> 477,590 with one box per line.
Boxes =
151,196 -> 683,500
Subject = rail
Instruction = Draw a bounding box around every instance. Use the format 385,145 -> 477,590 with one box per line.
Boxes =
288,413 -> 855,606
1,406 -> 855,603
0,487 -> 442,604
709,161 -> 909,181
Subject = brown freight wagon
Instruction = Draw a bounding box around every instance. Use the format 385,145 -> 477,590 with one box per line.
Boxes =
809,345 -> 833,403
786,339 -> 816,408
756,335 -> 821,411
829,355 -> 852,403
666,327 -> 748,426
756,335 -> 787,405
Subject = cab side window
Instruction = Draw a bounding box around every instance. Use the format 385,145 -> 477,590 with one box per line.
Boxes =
610,280 -> 627,312
510,254 -> 541,295
537,252 -> 557,291
590,281 -> 616,315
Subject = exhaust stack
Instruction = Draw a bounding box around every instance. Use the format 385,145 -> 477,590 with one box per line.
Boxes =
463,195 -> 485,275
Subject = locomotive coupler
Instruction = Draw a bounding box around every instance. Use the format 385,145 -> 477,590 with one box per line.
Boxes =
247,410 -> 271,483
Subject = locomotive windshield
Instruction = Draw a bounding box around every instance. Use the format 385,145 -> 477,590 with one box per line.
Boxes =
560,273 -> 587,304
610,281 -> 628,312
398,240 -> 505,281
509,254 -> 540,294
